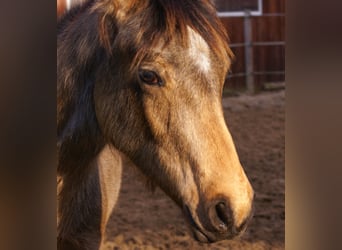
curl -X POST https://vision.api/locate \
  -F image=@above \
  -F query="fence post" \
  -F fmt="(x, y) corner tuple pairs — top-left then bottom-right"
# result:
(244, 10), (254, 94)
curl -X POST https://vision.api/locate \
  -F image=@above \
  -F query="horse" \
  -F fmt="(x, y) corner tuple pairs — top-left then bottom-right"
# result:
(57, 0), (254, 249)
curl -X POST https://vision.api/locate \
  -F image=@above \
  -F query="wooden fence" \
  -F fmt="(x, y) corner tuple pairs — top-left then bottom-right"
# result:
(219, 0), (285, 92)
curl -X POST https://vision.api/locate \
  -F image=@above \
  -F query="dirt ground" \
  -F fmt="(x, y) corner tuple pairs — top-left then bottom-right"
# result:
(102, 90), (285, 250)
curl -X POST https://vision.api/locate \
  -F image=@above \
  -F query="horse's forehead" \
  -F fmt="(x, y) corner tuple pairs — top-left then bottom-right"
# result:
(152, 27), (213, 75)
(187, 27), (211, 74)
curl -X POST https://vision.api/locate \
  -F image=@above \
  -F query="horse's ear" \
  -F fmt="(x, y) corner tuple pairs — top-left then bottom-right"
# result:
(94, 0), (145, 53)
(93, 0), (123, 54)
(98, 13), (116, 54)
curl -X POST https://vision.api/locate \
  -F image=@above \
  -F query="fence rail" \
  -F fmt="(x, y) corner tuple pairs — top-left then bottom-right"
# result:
(230, 41), (285, 48)
(225, 11), (285, 93)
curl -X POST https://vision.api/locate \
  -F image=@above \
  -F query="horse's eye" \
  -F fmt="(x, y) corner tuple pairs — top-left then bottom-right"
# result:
(138, 70), (163, 86)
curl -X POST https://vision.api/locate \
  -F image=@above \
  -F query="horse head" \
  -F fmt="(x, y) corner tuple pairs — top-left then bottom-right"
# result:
(91, 0), (254, 242)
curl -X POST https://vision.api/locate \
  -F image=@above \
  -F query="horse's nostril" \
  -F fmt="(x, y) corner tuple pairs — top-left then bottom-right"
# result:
(214, 202), (231, 231)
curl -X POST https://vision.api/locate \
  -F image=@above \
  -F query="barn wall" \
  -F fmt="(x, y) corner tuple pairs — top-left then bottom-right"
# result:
(220, 0), (285, 90)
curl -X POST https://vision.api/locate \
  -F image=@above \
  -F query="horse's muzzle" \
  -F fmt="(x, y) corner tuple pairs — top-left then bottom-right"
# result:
(183, 198), (254, 243)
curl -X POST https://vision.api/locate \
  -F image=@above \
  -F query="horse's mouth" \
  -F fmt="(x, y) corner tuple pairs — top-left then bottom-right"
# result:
(183, 205), (240, 243)
(183, 205), (216, 243)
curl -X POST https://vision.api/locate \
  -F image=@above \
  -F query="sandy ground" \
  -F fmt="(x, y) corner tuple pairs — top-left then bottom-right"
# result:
(102, 90), (285, 250)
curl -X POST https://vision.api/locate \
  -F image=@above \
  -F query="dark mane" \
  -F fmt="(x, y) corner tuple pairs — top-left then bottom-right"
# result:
(94, 0), (233, 66)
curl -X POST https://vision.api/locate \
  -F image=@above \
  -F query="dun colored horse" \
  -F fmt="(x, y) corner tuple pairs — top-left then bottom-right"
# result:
(57, 0), (254, 249)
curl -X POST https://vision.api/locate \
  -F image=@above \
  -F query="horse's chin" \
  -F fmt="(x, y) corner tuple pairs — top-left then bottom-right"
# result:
(191, 227), (237, 243)
(182, 205), (212, 243)
(192, 228), (212, 243)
